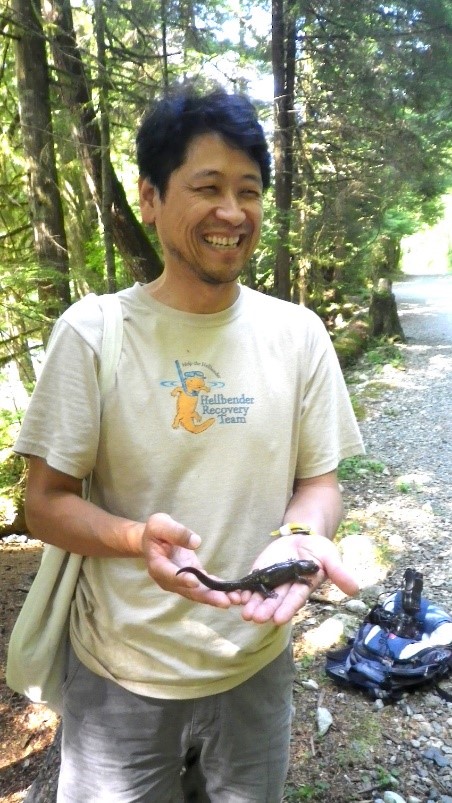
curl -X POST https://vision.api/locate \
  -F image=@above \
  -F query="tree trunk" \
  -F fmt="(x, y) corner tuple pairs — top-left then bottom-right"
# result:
(49, 0), (162, 283)
(13, 0), (71, 339)
(272, 0), (296, 301)
(5, 292), (37, 390)
(369, 236), (405, 340)
(94, 0), (116, 292)
(161, 0), (169, 93)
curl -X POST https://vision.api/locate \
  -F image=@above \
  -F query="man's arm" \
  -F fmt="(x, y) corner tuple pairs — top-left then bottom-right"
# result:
(241, 469), (359, 624)
(24, 456), (231, 608)
(283, 472), (344, 540)
(25, 456), (145, 557)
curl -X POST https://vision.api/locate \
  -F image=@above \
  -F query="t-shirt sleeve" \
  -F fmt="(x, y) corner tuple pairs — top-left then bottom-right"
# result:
(295, 321), (365, 478)
(14, 316), (102, 479)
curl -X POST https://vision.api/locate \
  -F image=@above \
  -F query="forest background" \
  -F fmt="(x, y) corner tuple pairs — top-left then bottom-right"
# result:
(0, 0), (451, 533)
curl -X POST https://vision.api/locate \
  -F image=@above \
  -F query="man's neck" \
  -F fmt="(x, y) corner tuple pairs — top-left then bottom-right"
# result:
(144, 274), (240, 314)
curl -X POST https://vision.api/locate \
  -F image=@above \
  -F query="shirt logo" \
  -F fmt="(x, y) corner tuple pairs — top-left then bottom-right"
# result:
(171, 361), (215, 434)
(161, 360), (255, 435)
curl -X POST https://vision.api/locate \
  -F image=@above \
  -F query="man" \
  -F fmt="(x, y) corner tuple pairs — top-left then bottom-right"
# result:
(15, 89), (365, 802)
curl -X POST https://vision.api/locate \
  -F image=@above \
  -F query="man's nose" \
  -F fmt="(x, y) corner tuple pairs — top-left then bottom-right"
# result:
(215, 193), (246, 225)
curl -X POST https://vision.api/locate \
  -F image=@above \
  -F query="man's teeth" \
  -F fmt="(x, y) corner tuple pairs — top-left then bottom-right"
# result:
(204, 235), (240, 248)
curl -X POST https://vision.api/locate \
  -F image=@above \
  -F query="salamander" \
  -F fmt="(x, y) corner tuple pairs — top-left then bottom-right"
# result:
(176, 559), (319, 598)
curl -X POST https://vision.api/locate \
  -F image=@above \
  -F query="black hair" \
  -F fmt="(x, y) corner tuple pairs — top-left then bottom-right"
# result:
(136, 88), (271, 199)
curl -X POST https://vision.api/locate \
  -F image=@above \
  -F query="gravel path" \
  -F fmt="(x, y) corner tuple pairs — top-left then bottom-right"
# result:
(338, 277), (452, 803)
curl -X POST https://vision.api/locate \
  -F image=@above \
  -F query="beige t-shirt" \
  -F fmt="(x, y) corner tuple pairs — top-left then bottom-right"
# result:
(15, 283), (364, 699)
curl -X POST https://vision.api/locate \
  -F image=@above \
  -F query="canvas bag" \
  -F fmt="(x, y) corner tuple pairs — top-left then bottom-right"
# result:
(6, 293), (123, 713)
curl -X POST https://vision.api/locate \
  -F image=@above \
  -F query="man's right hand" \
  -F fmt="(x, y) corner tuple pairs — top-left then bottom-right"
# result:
(141, 513), (234, 608)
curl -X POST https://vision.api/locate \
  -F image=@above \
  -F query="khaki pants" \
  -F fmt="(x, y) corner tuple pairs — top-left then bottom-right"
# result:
(57, 645), (295, 802)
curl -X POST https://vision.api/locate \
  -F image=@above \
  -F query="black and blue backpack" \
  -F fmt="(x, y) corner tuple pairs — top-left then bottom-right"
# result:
(325, 569), (452, 703)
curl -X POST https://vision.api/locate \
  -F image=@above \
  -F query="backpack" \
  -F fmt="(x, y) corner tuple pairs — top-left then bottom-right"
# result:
(325, 568), (452, 703)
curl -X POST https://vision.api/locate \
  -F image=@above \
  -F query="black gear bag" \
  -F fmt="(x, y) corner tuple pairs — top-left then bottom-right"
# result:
(326, 569), (452, 703)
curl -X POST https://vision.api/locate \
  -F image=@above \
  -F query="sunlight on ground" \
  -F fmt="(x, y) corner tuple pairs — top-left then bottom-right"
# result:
(303, 617), (351, 652)
(298, 484), (444, 656)
(339, 533), (388, 587)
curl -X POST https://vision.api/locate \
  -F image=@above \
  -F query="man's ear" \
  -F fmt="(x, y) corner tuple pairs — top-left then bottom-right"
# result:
(138, 177), (159, 224)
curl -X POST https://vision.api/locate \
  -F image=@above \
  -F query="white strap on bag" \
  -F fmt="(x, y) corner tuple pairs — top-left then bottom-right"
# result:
(98, 293), (124, 402)
(6, 293), (123, 713)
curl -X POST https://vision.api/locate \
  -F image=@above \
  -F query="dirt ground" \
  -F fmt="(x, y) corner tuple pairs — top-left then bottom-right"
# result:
(0, 542), (59, 802)
(2, 539), (450, 803)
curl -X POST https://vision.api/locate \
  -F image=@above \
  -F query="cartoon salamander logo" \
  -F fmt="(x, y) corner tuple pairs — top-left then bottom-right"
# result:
(171, 360), (215, 434)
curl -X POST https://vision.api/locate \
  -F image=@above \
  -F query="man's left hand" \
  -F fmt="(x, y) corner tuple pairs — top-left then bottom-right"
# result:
(241, 534), (359, 625)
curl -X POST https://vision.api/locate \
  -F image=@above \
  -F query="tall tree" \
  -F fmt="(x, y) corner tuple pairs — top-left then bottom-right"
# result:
(290, 0), (452, 320)
(272, 0), (296, 301)
(49, 0), (163, 283)
(13, 0), (71, 335)
(94, 0), (116, 292)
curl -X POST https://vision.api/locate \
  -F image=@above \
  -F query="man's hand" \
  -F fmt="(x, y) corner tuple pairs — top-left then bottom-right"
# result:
(241, 533), (359, 625)
(141, 512), (233, 608)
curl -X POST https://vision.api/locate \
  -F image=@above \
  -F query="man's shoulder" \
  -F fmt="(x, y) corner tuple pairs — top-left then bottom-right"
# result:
(59, 286), (137, 333)
(61, 292), (105, 329)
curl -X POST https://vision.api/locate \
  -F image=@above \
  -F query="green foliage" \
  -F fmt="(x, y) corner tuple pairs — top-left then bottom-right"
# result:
(333, 714), (382, 770)
(0, 407), (27, 513)
(0, 0), (451, 383)
(284, 781), (330, 801)
(0, 407), (24, 453)
(0, 449), (25, 497)
(294, 653), (316, 672)
(395, 475), (423, 494)
(338, 456), (386, 481)
(365, 341), (406, 370)
(333, 318), (369, 367)
(243, 191), (280, 292)
(337, 519), (362, 538)
(349, 395), (367, 421)
(289, 0), (452, 304)
(396, 480), (412, 494)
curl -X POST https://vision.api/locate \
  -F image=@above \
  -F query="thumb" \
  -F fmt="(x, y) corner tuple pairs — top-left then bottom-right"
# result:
(322, 556), (360, 597)
(144, 512), (202, 551)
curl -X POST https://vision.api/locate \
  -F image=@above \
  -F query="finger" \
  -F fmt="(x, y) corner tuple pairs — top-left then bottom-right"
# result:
(179, 582), (232, 609)
(149, 555), (199, 589)
(241, 588), (286, 623)
(227, 590), (243, 605)
(153, 562), (232, 609)
(271, 583), (313, 625)
(242, 572), (322, 624)
(294, 537), (360, 597)
(321, 558), (360, 596)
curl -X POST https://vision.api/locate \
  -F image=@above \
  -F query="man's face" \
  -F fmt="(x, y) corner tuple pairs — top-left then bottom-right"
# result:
(139, 133), (264, 287)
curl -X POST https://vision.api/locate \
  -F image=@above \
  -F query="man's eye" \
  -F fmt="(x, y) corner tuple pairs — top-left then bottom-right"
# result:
(195, 185), (217, 193)
(241, 189), (261, 198)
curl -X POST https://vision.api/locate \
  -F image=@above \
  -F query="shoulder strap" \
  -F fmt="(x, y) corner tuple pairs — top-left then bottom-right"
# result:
(82, 294), (123, 501)
(97, 293), (123, 403)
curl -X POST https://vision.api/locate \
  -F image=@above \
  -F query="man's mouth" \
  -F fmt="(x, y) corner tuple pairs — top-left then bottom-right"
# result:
(203, 235), (241, 249)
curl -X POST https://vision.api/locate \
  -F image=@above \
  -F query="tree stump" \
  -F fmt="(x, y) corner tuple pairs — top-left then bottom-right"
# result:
(369, 282), (405, 341)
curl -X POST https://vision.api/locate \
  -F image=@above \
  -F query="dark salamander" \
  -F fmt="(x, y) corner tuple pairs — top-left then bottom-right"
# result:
(176, 559), (319, 598)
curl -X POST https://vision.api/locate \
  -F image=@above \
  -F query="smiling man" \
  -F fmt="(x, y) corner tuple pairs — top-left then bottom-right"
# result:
(14, 89), (364, 801)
